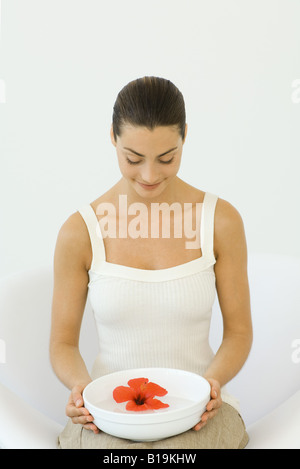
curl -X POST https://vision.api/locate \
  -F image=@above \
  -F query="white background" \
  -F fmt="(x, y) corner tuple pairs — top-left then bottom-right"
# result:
(0, 0), (300, 277)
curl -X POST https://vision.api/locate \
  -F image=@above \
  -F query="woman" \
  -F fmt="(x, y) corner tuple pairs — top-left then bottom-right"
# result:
(50, 76), (252, 449)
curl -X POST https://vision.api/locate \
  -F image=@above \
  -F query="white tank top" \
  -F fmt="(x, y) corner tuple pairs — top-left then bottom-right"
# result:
(78, 192), (240, 411)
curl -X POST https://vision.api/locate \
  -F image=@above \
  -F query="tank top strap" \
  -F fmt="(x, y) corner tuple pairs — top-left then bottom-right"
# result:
(200, 192), (218, 257)
(77, 205), (106, 271)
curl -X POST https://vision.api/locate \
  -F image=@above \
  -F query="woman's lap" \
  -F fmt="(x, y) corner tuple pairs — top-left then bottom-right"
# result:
(58, 402), (249, 449)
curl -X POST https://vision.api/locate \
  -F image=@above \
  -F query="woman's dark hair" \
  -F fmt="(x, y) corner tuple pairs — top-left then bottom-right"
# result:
(112, 76), (186, 141)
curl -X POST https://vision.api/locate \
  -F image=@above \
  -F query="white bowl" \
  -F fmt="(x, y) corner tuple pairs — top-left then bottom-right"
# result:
(83, 367), (211, 442)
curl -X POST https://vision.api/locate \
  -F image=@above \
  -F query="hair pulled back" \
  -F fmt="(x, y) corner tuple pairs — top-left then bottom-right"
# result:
(112, 76), (186, 141)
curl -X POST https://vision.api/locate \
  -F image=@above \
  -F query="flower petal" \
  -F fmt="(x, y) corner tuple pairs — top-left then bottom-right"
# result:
(127, 377), (149, 392)
(143, 382), (168, 399)
(145, 397), (170, 409)
(113, 385), (135, 403)
(126, 400), (149, 412)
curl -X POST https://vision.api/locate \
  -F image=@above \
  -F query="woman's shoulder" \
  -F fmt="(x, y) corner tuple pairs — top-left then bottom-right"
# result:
(176, 182), (245, 241)
(214, 196), (244, 229)
(214, 196), (246, 258)
(56, 210), (93, 271)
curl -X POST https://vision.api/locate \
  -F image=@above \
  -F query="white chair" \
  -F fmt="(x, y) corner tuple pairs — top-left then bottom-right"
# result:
(0, 265), (99, 449)
(0, 253), (299, 449)
(209, 252), (300, 449)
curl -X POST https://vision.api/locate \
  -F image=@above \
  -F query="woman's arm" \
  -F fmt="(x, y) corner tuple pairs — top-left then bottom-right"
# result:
(204, 198), (253, 386)
(50, 213), (99, 433)
(194, 199), (252, 431)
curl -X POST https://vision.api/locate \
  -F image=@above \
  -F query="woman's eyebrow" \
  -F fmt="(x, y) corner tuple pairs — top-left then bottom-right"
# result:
(123, 147), (178, 157)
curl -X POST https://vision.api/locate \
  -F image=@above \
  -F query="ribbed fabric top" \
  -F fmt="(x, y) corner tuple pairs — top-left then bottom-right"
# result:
(77, 192), (239, 411)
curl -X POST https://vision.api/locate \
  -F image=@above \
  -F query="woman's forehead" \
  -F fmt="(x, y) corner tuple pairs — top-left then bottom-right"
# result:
(118, 124), (181, 143)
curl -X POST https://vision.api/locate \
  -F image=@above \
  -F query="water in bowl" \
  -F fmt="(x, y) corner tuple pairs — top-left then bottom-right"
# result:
(95, 394), (196, 414)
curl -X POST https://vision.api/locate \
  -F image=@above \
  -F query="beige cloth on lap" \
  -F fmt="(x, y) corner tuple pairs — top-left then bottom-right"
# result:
(58, 402), (249, 450)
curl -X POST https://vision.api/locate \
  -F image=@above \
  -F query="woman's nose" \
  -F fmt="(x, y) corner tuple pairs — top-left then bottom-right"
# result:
(140, 164), (161, 185)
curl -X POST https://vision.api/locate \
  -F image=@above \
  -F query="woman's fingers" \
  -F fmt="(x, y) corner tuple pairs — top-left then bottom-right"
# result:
(71, 412), (94, 425)
(192, 407), (219, 431)
(201, 407), (219, 422)
(206, 394), (222, 412)
(83, 423), (100, 433)
(68, 405), (100, 432)
(192, 378), (222, 431)
(71, 385), (85, 407)
(65, 383), (100, 433)
(66, 401), (95, 426)
(193, 421), (206, 431)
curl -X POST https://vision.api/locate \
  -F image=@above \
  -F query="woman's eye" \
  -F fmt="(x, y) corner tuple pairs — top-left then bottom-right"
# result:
(126, 158), (140, 165)
(126, 157), (174, 165)
(160, 157), (174, 164)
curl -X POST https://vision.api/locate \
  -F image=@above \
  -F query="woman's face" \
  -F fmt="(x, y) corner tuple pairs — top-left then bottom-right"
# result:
(110, 124), (187, 199)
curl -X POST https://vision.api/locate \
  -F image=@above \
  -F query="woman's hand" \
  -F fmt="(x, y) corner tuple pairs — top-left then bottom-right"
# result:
(66, 383), (100, 434)
(192, 378), (222, 431)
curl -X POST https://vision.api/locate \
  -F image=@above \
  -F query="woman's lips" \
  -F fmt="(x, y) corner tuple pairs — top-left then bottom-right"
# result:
(137, 181), (161, 190)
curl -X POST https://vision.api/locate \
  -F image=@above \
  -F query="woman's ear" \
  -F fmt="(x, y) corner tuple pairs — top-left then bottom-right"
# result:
(110, 124), (117, 147)
(183, 123), (188, 144)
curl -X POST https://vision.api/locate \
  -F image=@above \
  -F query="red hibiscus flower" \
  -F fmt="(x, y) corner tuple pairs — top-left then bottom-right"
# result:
(113, 377), (170, 412)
